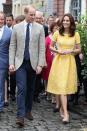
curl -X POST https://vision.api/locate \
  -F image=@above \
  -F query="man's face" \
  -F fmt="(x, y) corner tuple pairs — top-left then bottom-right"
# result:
(0, 13), (4, 28)
(48, 17), (54, 26)
(6, 16), (13, 27)
(35, 14), (42, 24)
(25, 8), (36, 23)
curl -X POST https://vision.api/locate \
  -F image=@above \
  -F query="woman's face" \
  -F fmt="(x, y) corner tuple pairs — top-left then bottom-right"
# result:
(62, 16), (70, 29)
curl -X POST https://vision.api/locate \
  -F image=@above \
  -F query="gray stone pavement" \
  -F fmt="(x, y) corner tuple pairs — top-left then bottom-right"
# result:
(0, 97), (87, 131)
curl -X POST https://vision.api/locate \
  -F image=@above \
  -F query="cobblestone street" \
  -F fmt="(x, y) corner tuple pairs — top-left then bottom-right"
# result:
(0, 97), (87, 131)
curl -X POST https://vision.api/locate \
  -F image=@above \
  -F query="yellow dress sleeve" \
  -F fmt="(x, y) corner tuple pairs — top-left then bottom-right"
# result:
(52, 31), (58, 42)
(75, 32), (80, 44)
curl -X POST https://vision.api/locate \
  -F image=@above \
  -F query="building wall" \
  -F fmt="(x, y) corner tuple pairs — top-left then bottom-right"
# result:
(12, 0), (87, 18)
(53, 0), (64, 18)
(64, 0), (71, 13)
(12, 0), (47, 17)
(56, 0), (87, 19)
(53, 0), (87, 19)
(81, 0), (86, 16)
(6, 0), (12, 4)
(12, 0), (21, 17)
(64, 0), (87, 19)
(46, 0), (53, 16)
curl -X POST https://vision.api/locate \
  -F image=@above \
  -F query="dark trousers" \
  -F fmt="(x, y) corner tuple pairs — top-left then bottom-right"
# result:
(10, 73), (16, 97)
(83, 78), (87, 100)
(70, 55), (83, 103)
(0, 69), (7, 111)
(16, 59), (36, 118)
(74, 55), (82, 101)
(6, 72), (10, 98)
(34, 74), (41, 99)
(34, 74), (45, 99)
(6, 73), (16, 99)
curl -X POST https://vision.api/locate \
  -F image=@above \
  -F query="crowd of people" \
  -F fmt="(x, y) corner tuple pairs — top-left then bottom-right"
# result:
(0, 5), (87, 127)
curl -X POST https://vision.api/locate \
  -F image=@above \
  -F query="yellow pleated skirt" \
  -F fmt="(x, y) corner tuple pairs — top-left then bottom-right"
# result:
(47, 54), (77, 95)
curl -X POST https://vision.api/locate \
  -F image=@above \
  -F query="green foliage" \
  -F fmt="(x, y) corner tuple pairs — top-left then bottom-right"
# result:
(76, 20), (87, 79)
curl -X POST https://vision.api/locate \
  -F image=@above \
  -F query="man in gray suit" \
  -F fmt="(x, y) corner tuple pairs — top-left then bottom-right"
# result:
(0, 11), (11, 113)
(9, 6), (46, 127)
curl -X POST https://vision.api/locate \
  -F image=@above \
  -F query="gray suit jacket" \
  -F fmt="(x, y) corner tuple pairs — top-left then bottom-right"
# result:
(9, 21), (46, 70)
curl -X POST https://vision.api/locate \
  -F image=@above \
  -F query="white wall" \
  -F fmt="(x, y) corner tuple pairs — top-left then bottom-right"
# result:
(0, 0), (5, 11)
(81, 0), (86, 16)
(64, 0), (71, 13)
(64, 0), (87, 16)
(12, 0), (22, 17)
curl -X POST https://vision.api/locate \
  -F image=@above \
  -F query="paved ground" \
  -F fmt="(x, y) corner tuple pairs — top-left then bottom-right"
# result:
(0, 97), (87, 131)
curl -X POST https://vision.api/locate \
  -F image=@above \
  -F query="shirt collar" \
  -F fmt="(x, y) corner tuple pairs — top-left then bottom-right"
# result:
(24, 20), (32, 28)
(0, 26), (4, 31)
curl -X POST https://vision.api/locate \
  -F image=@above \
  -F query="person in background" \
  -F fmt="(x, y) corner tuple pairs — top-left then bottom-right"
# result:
(6, 13), (14, 30)
(0, 11), (11, 113)
(47, 15), (54, 34)
(34, 11), (48, 103)
(70, 53), (83, 105)
(35, 11), (48, 37)
(47, 13), (81, 124)
(6, 13), (16, 102)
(9, 5), (46, 127)
(15, 15), (25, 24)
(42, 22), (58, 102)
(4, 15), (25, 105)
(52, 18), (61, 112)
(69, 20), (84, 105)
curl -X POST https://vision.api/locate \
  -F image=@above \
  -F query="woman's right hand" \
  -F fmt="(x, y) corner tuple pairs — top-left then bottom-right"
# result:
(58, 50), (65, 55)
(50, 46), (59, 54)
(58, 50), (73, 55)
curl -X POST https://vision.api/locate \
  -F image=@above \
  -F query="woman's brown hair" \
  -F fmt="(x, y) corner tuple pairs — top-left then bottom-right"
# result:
(59, 13), (76, 37)
(50, 22), (58, 33)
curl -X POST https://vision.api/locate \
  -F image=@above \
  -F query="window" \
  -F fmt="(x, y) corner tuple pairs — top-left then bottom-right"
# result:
(71, 0), (81, 20)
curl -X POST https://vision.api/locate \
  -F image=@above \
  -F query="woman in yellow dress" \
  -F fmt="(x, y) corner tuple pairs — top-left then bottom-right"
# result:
(47, 13), (81, 124)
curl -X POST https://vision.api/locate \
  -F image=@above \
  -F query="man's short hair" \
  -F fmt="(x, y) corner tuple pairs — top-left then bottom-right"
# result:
(24, 5), (36, 14)
(0, 11), (5, 18)
(6, 13), (14, 20)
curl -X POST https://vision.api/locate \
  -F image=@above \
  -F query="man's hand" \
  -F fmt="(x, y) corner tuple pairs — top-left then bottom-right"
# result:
(36, 66), (42, 75)
(9, 65), (15, 73)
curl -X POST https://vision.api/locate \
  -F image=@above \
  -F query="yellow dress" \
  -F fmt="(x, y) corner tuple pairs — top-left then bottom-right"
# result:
(47, 31), (80, 95)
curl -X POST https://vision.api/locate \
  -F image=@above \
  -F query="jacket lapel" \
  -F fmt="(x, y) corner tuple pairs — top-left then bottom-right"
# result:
(30, 22), (34, 41)
(19, 21), (25, 49)
(0, 26), (6, 42)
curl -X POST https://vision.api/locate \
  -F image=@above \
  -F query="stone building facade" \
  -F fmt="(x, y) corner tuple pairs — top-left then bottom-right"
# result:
(12, 0), (47, 17)
(53, 0), (87, 20)
(53, 0), (64, 17)
(12, 0), (87, 19)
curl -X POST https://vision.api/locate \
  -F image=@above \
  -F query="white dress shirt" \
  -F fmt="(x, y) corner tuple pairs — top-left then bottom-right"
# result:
(0, 26), (4, 40)
(6, 25), (13, 31)
(24, 20), (32, 39)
